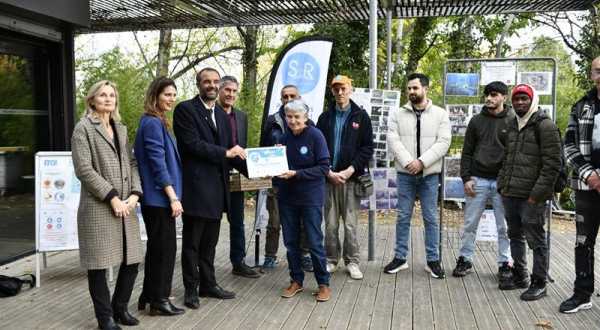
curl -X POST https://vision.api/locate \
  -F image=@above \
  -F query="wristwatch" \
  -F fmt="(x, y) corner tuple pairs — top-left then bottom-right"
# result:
(169, 197), (180, 203)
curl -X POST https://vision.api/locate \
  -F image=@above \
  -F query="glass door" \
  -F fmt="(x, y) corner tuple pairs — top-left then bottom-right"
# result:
(0, 38), (51, 263)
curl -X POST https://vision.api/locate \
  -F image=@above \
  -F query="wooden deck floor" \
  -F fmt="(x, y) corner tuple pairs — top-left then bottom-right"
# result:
(1, 222), (599, 330)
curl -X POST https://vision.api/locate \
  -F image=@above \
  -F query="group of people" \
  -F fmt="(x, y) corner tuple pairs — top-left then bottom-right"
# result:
(382, 58), (599, 316)
(70, 57), (600, 330)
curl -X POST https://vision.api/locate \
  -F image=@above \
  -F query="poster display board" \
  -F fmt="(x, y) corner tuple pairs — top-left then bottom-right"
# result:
(352, 88), (401, 162)
(476, 210), (498, 241)
(35, 152), (81, 251)
(360, 168), (398, 211)
(443, 156), (466, 202)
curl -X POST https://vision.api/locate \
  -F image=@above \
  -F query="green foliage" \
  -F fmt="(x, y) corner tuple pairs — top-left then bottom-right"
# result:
(573, 6), (600, 89)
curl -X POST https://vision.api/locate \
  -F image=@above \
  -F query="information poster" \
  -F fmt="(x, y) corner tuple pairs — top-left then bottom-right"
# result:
(352, 88), (401, 162)
(443, 156), (466, 202)
(360, 168), (397, 211)
(480, 61), (517, 85)
(36, 152), (151, 251)
(36, 152), (81, 251)
(476, 210), (498, 241)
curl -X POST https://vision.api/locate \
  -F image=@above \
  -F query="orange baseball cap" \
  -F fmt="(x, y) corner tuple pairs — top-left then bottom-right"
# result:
(330, 75), (352, 87)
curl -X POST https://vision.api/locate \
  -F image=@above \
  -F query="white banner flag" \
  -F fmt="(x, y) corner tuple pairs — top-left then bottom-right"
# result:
(262, 36), (333, 125)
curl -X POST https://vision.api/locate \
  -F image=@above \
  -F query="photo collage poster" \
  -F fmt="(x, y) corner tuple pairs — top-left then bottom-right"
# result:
(352, 88), (401, 162)
(446, 63), (554, 133)
(360, 168), (398, 211)
(443, 155), (466, 202)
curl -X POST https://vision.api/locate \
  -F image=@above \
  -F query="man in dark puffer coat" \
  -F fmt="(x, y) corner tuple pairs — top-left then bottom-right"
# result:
(497, 83), (562, 301)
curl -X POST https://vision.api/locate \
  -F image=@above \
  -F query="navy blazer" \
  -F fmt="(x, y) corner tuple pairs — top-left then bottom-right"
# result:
(173, 95), (247, 220)
(134, 114), (182, 208)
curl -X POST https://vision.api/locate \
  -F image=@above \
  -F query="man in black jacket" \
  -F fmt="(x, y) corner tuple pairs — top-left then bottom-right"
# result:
(561, 56), (600, 314)
(173, 68), (247, 309)
(497, 84), (562, 302)
(217, 75), (260, 279)
(454, 82), (513, 282)
(316, 75), (374, 280)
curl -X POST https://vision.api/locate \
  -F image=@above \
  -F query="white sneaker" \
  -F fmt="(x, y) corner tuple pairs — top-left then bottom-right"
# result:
(347, 262), (363, 280)
(326, 263), (337, 273)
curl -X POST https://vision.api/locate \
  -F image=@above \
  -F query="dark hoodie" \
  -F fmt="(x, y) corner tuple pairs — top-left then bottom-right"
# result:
(460, 104), (515, 183)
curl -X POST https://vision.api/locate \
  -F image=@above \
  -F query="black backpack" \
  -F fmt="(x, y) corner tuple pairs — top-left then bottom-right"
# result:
(0, 274), (35, 298)
(533, 116), (568, 193)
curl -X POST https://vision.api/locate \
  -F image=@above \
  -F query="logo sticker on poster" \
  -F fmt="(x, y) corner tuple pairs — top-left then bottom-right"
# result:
(282, 53), (320, 94)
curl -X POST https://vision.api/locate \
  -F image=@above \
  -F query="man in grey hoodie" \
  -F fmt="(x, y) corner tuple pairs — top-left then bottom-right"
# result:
(453, 82), (513, 284)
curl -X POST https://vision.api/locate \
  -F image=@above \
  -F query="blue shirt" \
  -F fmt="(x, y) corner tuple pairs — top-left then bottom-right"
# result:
(277, 126), (330, 206)
(332, 103), (352, 168)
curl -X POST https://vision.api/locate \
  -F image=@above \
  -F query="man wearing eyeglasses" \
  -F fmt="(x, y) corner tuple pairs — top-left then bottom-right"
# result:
(259, 85), (314, 274)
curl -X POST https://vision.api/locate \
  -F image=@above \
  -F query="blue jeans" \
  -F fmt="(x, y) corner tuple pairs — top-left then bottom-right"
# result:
(459, 177), (510, 266)
(395, 172), (440, 261)
(279, 201), (330, 286)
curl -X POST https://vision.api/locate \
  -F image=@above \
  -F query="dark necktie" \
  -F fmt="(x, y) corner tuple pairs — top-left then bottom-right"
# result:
(207, 107), (215, 127)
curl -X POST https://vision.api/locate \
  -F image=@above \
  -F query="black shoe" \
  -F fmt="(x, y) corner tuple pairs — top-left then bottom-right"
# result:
(184, 289), (200, 309)
(199, 285), (236, 299)
(113, 309), (139, 326)
(232, 262), (261, 278)
(150, 298), (185, 316)
(452, 256), (473, 277)
(497, 262), (512, 283)
(559, 295), (592, 313)
(137, 294), (148, 311)
(301, 255), (314, 272)
(498, 271), (529, 290)
(98, 317), (122, 330)
(425, 260), (446, 279)
(520, 277), (547, 301)
(383, 258), (408, 274)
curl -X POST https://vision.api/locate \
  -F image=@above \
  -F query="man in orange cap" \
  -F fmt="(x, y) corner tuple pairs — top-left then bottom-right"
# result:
(316, 75), (374, 280)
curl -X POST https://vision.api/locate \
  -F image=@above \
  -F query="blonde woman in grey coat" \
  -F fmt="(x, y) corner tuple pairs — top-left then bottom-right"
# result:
(71, 81), (143, 330)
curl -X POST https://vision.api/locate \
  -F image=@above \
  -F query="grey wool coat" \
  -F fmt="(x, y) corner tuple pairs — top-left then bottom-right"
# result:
(71, 117), (143, 270)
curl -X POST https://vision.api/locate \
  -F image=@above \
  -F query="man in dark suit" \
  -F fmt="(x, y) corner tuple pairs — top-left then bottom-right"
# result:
(173, 68), (247, 309)
(217, 75), (260, 278)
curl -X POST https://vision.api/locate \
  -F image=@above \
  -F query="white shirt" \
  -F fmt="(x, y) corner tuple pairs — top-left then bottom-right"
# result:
(200, 96), (217, 129)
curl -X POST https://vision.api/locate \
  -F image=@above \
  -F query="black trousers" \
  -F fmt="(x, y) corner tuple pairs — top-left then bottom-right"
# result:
(140, 205), (177, 302)
(502, 196), (548, 280)
(229, 191), (246, 266)
(574, 190), (600, 298)
(181, 214), (221, 291)
(88, 263), (139, 319)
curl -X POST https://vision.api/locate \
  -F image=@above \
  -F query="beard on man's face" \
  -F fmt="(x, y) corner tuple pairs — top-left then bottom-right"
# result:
(409, 93), (424, 104)
(200, 88), (217, 101)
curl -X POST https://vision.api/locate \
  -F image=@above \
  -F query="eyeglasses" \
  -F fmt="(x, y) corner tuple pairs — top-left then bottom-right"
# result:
(281, 94), (297, 100)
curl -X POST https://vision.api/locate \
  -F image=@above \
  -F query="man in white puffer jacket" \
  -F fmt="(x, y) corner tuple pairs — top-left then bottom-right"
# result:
(384, 73), (451, 278)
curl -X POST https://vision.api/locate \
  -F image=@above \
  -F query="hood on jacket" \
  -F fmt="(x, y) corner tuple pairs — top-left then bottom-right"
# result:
(513, 83), (540, 131)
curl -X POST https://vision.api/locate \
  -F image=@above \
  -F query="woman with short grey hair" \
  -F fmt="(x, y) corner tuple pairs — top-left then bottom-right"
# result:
(276, 98), (332, 302)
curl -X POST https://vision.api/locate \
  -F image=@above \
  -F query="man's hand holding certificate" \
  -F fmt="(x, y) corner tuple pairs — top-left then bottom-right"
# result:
(246, 146), (289, 178)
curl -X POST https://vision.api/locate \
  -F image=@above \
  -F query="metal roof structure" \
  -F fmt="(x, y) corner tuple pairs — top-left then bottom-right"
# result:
(84, 0), (599, 33)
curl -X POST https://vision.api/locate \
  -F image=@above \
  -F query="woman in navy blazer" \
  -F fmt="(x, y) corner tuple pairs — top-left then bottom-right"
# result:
(134, 77), (185, 317)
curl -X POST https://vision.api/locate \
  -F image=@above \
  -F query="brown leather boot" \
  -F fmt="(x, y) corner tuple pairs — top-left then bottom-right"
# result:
(282, 280), (304, 298)
(317, 285), (330, 302)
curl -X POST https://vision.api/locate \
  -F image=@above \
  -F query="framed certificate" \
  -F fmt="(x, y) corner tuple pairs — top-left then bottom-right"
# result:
(246, 146), (289, 178)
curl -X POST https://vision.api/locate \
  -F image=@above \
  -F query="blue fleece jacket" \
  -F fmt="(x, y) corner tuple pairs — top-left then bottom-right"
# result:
(276, 126), (330, 206)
